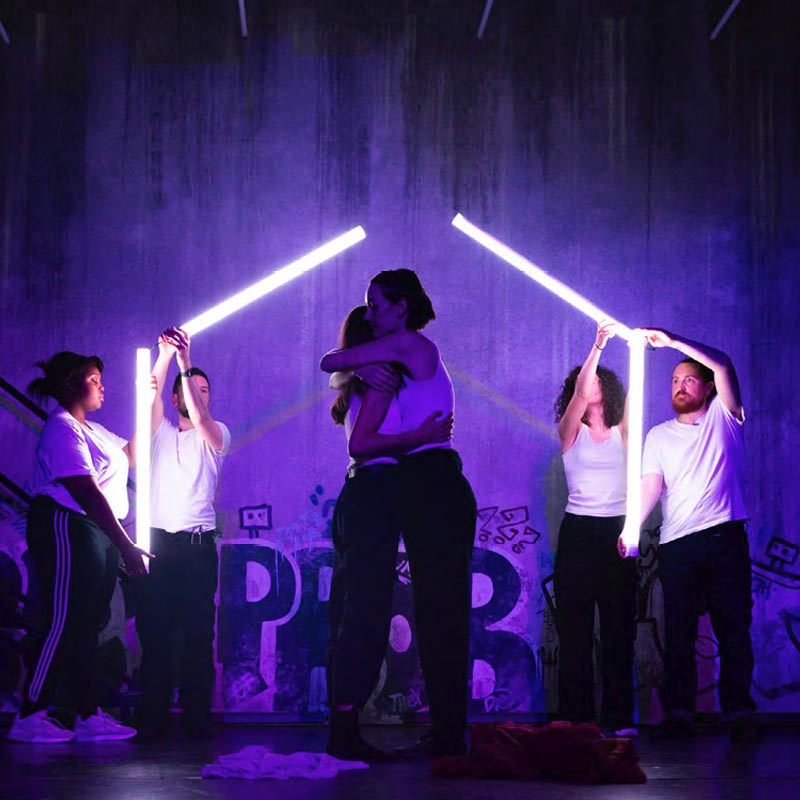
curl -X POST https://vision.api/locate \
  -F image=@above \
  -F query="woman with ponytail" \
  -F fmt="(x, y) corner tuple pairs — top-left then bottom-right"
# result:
(8, 352), (151, 743)
(322, 270), (477, 758)
(325, 306), (452, 761)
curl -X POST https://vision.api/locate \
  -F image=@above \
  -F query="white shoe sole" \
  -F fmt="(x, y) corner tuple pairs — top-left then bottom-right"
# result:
(75, 731), (137, 741)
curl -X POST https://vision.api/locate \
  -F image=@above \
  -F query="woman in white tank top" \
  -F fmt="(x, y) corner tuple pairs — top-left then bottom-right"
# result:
(325, 305), (453, 762)
(321, 270), (477, 759)
(552, 320), (637, 737)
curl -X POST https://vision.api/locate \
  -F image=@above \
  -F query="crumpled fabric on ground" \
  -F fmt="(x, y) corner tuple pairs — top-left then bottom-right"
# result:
(202, 746), (369, 780)
(430, 720), (647, 783)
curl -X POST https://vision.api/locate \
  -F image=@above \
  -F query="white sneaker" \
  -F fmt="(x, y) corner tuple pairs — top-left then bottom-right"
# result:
(7, 710), (75, 743)
(74, 708), (137, 741)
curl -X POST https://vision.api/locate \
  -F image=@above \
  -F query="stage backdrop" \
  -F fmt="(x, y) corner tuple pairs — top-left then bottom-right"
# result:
(1, 1), (798, 722)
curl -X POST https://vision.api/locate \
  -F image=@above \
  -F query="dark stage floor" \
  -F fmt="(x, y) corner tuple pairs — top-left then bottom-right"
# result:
(3, 721), (800, 800)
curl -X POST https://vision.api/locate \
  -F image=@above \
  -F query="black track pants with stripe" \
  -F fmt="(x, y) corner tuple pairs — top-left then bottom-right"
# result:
(22, 495), (119, 719)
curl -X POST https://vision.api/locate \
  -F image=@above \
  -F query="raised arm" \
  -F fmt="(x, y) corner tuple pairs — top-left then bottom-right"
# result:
(620, 390), (630, 448)
(150, 331), (178, 434)
(641, 328), (743, 419)
(349, 388), (452, 460)
(60, 475), (152, 576)
(167, 327), (225, 452)
(557, 320), (617, 452)
(321, 330), (432, 375)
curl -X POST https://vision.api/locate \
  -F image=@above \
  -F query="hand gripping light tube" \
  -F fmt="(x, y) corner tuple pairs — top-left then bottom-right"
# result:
(451, 214), (632, 340)
(180, 226), (366, 337)
(135, 348), (152, 556)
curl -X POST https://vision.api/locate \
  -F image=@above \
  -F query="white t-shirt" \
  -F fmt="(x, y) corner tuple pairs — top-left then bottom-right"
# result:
(150, 417), (231, 533)
(562, 424), (626, 517)
(33, 407), (130, 519)
(642, 396), (747, 544)
(345, 393), (402, 469)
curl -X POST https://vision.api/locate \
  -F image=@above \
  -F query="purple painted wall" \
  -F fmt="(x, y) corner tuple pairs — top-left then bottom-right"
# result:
(1, 1), (798, 720)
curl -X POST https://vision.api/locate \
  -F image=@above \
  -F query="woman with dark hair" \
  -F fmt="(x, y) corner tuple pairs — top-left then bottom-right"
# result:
(321, 270), (477, 758)
(326, 305), (453, 761)
(8, 352), (150, 743)
(552, 321), (636, 736)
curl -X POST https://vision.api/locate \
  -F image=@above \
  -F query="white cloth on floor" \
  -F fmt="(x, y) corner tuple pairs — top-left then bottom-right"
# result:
(202, 746), (369, 780)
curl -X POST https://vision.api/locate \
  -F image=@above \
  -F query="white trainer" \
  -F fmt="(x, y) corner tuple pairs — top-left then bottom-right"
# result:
(74, 708), (137, 741)
(7, 710), (75, 743)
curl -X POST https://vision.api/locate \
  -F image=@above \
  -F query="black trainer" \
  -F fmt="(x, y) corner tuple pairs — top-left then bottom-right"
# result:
(326, 709), (396, 763)
(650, 715), (694, 740)
(394, 731), (468, 759)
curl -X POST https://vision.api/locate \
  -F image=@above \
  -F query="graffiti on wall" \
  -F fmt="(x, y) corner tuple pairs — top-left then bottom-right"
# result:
(217, 499), (547, 720)
(2, 487), (800, 719)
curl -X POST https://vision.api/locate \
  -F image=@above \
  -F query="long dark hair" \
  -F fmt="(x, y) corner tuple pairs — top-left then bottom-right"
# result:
(27, 351), (104, 405)
(553, 365), (626, 428)
(330, 306), (373, 425)
(370, 269), (435, 330)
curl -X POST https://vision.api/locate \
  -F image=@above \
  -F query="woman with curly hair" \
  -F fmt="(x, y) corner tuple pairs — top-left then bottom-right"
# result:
(322, 270), (476, 758)
(552, 320), (636, 737)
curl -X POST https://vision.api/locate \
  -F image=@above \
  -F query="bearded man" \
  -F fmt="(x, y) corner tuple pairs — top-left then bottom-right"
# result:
(619, 328), (757, 743)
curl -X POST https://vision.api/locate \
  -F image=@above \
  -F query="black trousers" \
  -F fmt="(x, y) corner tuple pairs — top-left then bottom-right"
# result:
(658, 520), (755, 717)
(553, 512), (636, 730)
(136, 527), (219, 727)
(23, 495), (119, 719)
(399, 448), (477, 743)
(327, 465), (402, 709)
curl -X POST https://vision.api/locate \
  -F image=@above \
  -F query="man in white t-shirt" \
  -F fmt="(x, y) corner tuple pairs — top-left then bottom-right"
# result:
(136, 327), (231, 739)
(618, 329), (757, 742)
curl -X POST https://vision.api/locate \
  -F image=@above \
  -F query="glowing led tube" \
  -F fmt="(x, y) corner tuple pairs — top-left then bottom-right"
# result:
(452, 213), (632, 340)
(620, 331), (646, 556)
(453, 212), (647, 557)
(180, 226), (366, 337)
(135, 348), (152, 557)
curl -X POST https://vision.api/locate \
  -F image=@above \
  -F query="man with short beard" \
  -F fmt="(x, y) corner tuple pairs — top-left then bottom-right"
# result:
(618, 328), (757, 743)
(136, 327), (231, 740)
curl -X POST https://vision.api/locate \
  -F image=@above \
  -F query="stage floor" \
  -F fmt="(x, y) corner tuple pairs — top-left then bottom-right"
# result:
(2, 722), (800, 800)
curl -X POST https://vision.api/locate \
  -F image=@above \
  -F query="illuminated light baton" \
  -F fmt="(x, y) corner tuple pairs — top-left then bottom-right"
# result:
(620, 331), (646, 555)
(133, 227), (365, 551)
(453, 212), (644, 557)
(451, 213), (632, 340)
(180, 226), (366, 337)
(135, 348), (152, 556)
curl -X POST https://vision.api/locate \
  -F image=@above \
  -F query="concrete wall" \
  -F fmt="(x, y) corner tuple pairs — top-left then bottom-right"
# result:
(1, 0), (798, 720)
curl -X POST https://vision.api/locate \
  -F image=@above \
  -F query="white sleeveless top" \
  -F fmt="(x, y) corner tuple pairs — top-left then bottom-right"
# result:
(562, 424), (626, 517)
(344, 393), (403, 468)
(397, 356), (455, 454)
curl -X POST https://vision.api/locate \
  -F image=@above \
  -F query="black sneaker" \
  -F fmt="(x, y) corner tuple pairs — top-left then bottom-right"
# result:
(326, 709), (396, 763)
(650, 716), (694, 740)
(394, 731), (467, 759)
(326, 734), (396, 763)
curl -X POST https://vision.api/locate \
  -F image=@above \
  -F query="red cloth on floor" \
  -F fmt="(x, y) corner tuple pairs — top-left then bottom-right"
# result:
(430, 721), (646, 783)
